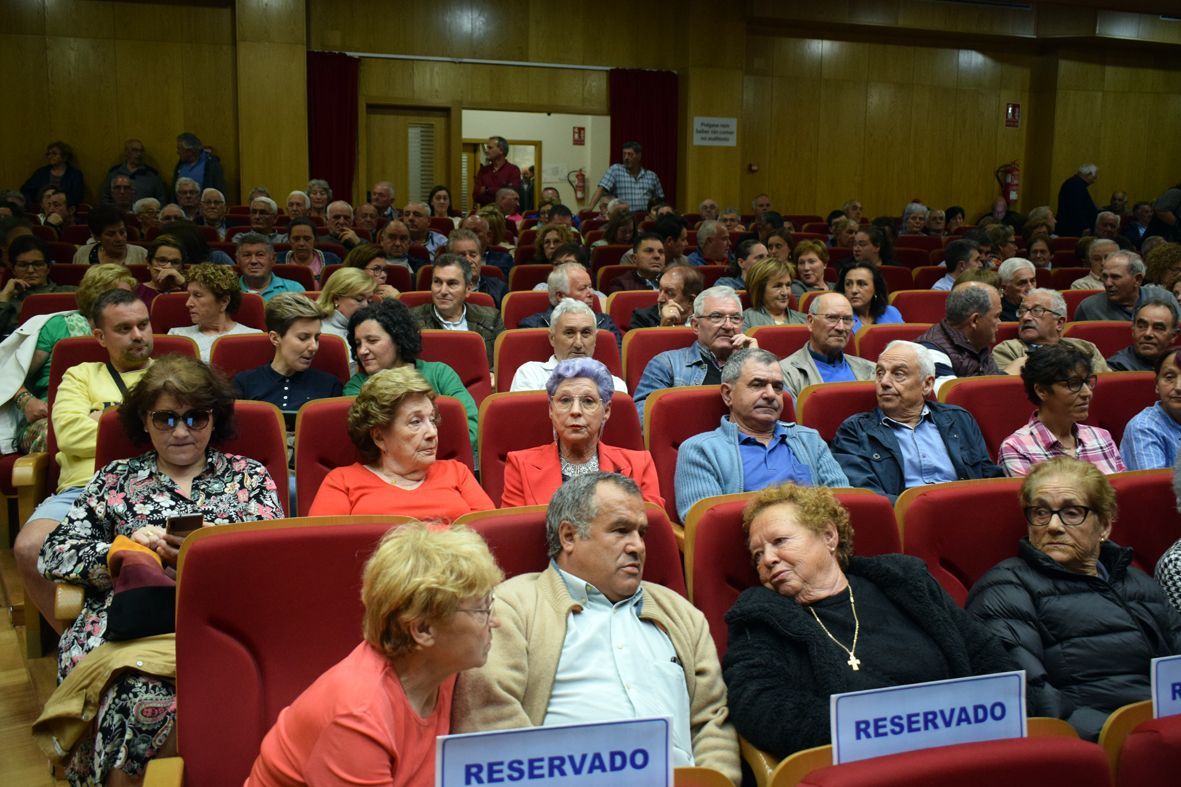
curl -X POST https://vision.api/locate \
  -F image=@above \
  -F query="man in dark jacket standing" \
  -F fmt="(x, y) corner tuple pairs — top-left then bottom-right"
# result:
(1056, 163), (1100, 237)
(832, 340), (1001, 501)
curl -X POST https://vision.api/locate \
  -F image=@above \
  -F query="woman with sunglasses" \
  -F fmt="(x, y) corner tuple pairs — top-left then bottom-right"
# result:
(998, 344), (1125, 477)
(38, 355), (283, 785)
(967, 457), (1181, 740)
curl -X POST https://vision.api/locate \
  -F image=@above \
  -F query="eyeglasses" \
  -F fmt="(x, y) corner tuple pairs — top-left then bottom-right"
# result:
(698, 312), (742, 326)
(1024, 505), (1093, 527)
(148, 410), (212, 431)
(820, 313), (855, 326)
(457, 598), (495, 626)
(1016, 305), (1062, 319)
(13, 259), (48, 270)
(552, 395), (602, 412)
(1055, 375), (1097, 393)
(201, 199), (225, 206)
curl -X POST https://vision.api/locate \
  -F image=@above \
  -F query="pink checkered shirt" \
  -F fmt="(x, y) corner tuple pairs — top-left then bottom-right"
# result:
(999, 411), (1126, 477)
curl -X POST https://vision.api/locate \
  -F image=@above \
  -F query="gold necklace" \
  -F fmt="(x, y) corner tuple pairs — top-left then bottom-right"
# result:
(808, 584), (862, 671)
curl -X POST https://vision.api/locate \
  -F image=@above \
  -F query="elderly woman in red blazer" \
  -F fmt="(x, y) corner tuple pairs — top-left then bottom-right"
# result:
(500, 358), (664, 508)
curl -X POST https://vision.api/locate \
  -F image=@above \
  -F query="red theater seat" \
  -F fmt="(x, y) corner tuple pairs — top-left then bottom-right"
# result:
(150, 292), (266, 333)
(418, 329), (492, 405)
(396, 290), (495, 311)
(855, 323), (933, 362)
(1091, 372), (1155, 445)
(501, 290), (553, 329)
(1107, 470), (1181, 573)
(745, 325), (810, 359)
(607, 289), (659, 331)
(1061, 289), (1101, 321)
(1062, 321), (1132, 359)
(272, 264), (316, 291)
(210, 332), (350, 384)
(938, 375), (1029, 461)
(492, 328), (621, 392)
(17, 292), (78, 322)
(507, 264), (553, 292)
(889, 290), (949, 324)
(622, 327), (695, 392)
(796, 381), (878, 443)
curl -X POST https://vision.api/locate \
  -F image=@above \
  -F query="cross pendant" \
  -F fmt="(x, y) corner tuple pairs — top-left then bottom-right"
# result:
(847, 654), (861, 671)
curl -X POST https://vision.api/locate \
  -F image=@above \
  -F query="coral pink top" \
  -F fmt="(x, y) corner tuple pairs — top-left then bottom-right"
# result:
(309, 460), (493, 523)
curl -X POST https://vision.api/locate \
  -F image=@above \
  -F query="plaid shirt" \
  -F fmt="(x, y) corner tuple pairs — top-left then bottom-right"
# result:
(999, 411), (1126, 477)
(597, 163), (665, 206)
(1120, 402), (1181, 470)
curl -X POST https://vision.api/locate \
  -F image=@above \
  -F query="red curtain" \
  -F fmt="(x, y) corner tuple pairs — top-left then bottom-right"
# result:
(608, 68), (679, 208)
(306, 51), (359, 202)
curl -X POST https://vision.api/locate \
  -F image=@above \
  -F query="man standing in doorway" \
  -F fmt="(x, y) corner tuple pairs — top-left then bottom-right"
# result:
(473, 136), (522, 207)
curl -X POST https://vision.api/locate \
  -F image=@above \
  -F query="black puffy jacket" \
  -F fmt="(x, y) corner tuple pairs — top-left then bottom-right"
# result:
(967, 539), (1181, 740)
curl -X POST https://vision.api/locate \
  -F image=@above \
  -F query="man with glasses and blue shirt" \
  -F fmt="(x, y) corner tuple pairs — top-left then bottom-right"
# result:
(632, 285), (757, 420)
(780, 292), (875, 398)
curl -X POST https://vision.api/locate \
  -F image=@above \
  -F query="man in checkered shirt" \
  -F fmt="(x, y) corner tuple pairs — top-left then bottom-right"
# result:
(588, 141), (665, 213)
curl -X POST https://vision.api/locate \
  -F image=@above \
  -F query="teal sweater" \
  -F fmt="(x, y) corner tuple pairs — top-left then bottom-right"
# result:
(343, 359), (478, 448)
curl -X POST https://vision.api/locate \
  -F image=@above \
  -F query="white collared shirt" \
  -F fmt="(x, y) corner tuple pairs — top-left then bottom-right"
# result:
(509, 356), (629, 393)
(433, 304), (468, 331)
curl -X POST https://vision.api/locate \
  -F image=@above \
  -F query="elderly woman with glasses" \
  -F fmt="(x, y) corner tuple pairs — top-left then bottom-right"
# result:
(500, 358), (662, 508)
(37, 356), (283, 785)
(968, 457), (1181, 740)
(247, 523), (502, 786)
(999, 344), (1125, 477)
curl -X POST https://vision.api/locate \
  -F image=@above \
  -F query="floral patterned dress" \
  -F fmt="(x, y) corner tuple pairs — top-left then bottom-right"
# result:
(39, 449), (282, 785)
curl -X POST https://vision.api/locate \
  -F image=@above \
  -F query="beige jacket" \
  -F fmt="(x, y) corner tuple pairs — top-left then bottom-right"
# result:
(779, 345), (877, 398)
(991, 337), (1110, 373)
(453, 566), (741, 785)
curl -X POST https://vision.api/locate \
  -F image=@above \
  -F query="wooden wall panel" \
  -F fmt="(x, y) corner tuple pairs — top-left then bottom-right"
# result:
(0, 35), (52, 192)
(680, 67), (744, 209)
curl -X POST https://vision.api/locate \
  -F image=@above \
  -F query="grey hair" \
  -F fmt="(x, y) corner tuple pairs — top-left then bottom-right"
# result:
(606, 198), (628, 216)
(286, 190), (310, 207)
(133, 198), (160, 214)
(550, 297), (596, 328)
(495, 187), (518, 201)
(1134, 293), (1181, 326)
(693, 285), (741, 316)
(1106, 250), (1146, 277)
(545, 472), (642, 559)
(546, 262), (588, 305)
(1095, 211), (1118, 230)
(882, 340), (936, 379)
(1026, 287), (1067, 318)
(234, 231), (274, 251)
(176, 132), (202, 150)
(720, 347), (781, 384)
(174, 176), (199, 192)
(327, 200), (354, 218)
(946, 282), (995, 325)
(752, 194), (771, 210)
(696, 220), (722, 245)
(1078, 163), (1098, 178)
(448, 227), (481, 251)
(807, 291), (848, 315)
(247, 185), (271, 199)
(251, 196), (278, 214)
(998, 257), (1036, 283)
(200, 188), (225, 203)
(545, 357), (614, 405)
(1090, 238), (1119, 257)
(307, 179), (332, 199)
(433, 252), (473, 287)
(902, 202), (928, 222)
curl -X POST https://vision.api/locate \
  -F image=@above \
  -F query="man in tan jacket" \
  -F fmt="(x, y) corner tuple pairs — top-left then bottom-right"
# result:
(453, 472), (741, 785)
(780, 292), (876, 398)
(992, 288), (1109, 375)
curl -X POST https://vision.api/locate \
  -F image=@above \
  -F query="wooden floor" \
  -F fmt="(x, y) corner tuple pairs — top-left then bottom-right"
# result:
(0, 547), (63, 786)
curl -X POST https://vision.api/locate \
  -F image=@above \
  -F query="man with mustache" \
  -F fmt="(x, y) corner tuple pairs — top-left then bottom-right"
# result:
(674, 347), (847, 521)
(992, 289), (1110, 375)
(453, 472), (741, 784)
(779, 292), (875, 398)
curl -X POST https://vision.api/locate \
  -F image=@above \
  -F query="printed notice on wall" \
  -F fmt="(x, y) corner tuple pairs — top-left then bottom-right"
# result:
(692, 117), (737, 147)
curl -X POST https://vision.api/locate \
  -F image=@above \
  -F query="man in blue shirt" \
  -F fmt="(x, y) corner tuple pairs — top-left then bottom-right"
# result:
(1120, 348), (1181, 470)
(831, 340), (1000, 502)
(780, 292), (876, 397)
(587, 141), (665, 212)
(235, 232), (305, 302)
(674, 347), (847, 520)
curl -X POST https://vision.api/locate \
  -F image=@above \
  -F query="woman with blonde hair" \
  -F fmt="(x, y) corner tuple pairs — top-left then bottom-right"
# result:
(478, 205), (509, 247)
(318, 268), (377, 373)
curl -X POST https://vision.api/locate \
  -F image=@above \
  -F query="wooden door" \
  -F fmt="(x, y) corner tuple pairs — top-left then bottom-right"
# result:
(365, 107), (449, 207)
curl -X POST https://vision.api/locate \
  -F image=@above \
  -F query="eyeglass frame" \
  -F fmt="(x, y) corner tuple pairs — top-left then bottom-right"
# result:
(1023, 505), (1094, 528)
(147, 409), (213, 432)
(457, 598), (495, 626)
(1016, 305), (1063, 319)
(695, 311), (743, 326)
(1053, 374), (1097, 393)
(550, 394), (603, 413)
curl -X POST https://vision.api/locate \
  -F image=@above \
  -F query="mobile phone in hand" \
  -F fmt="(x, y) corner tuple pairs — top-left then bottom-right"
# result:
(165, 514), (202, 537)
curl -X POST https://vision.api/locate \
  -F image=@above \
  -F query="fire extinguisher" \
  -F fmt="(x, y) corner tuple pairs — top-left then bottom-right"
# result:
(995, 161), (1021, 205)
(567, 169), (586, 203)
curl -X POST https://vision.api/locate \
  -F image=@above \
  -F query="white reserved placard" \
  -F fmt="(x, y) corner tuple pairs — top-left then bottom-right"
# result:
(692, 117), (737, 147)
(830, 670), (1027, 764)
(1150, 654), (1181, 718)
(436, 717), (672, 787)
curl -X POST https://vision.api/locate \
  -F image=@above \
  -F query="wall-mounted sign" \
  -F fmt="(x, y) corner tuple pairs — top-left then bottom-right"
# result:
(692, 117), (737, 147)
(573, 126), (586, 146)
(1006, 103), (1021, 128)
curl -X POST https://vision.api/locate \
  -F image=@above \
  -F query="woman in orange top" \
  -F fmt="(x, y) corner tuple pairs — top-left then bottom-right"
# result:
(500, 358), (663, 508)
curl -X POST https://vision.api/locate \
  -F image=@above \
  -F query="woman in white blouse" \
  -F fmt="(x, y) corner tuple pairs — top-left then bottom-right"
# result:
(167, 262), (260, 362)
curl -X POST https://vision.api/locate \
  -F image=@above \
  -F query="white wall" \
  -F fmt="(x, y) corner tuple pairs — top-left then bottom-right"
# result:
(462, 109), (610, 210)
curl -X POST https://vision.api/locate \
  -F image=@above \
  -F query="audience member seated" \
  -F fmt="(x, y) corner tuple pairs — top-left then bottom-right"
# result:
(725, 483), (1014, 760)
(280, 217), (339, 282)
(173, 178), (201, 220)
(832, 341), (1001, 501)
(945, 205), (967, 234)
(502, 359), (660, 507)
(1120, 347), (1181, 470)
(409, 252), (504, 367)
(629, 263), (703, 329)
(741, 257), (805, 330)
(21, 141), (85, 207)
(37, 355), (282, 785)
(592, 211), (638, 251)
(248, 196), (287, 244)
(448, 228), (508, 308)
(1093, 210), (1132, 251)
(852, 226), (891, 266)
(169, 262), (262, 362)
(605, 232), (666, 294)
(999, 344), (1125, 476)
(428, 184), (458, 222)
(838, 260), (904, 333)
(983, 223), (1020, 269)
(917, 281), (1001, 383)
(675, 348), (846, 520)
(898, 201), (928, 235)
(343, 299), (477, 447)
(234, 293), (342, 410)
(719, 208), (744, 234)
(403, 201), (448, 260)
(137, 236), (187, 310)
(1106, 295), (1180, 371)
(634, 286), (757, 419)
(375, 219), (416, 273)
(997, 257), (1037, 321)
(344, 243), (401, 300)
(158, 202), (185, 225)
(968, 457), (1181, 739)
(1145, 242), (1181, 290)
(829, 216), (857, 249)
(925, 207), (946, 236)
(72, 205), (148, 266)
(197, 187), (228, 240)
(534, 223), (580, 265)
(309, 367), (491, 520)
(1072, 239), (1114, 291)
(320, 200), (362, 251)
(0, 235), (75, 338)
(931, 239), (982, 292)
(781, 293), (874, 397)
(459, 214), (513, 274)
(1027, 234), (1053, 269)
(1123, 201), (1155, 250)
(1076, 250), (1175, 321)
(715, 238), (766, 291)
(35, 187), (73, 238)
(518, 262), (622, 342)
(654, 215), (691, 267)
(763, 228), (792, 263)
(305, 179), (330, 221)
(316, 267), (375, 374)
(993, 288), (1109, 375)
(790, 240), (830, 299)
(454, 472), (740, 782)
(246, 523), (501, 786)
(235, 231), (305, 302)
(510, 300), (626, 392)
(687, 220), (731, 267)
(1156, 465), (1181, 613)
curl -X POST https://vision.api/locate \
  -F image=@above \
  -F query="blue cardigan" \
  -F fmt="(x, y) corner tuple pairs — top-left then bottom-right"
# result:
(674, 416), (848, 520)
(831, 401), (1002, 502)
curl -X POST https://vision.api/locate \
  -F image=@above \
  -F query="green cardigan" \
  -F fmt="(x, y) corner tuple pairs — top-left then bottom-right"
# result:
(343, 358), (478, 447)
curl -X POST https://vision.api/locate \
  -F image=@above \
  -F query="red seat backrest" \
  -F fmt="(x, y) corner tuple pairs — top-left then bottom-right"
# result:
(210, 333), (350, 384)
(879, 265), (913, 294)
(1062, 320), (1132, 359)
(1107, 469), (1181, 573)
(796, 381), (878, 443)
(1091, 371), (1157, 446)
(699, 265), (730, 287)
(1050, 267), (1089, 290)
(417, 329), (492, 406)
(938, 375), (1029, 461)
(892, 248), (932, 269)
(607, 290), (659, 332)
(911, 266), (947, 289)
(1060, 289), (1101, 321)
(994, 321), (1020, 345)
(492, 329), (621, 392)
(150, 292), (266, 333)
(897, 477), (1027, 605)
(293, 395), (473, 516)
(477, 391), (642, 505)
(46, 241), (77, 264)
(596, 264), (633, 291)
(396, 290), (495, 310)
(95, 401), (290, 515)
(18, 292), (78, 323)
(745, 325), (810, 360)
(894, 234), (942, 251)
(501, 290), (553, 329)
(47, 263), (90, 287)
(622, 327), (696, 392)
(889, 290), (949, 323)
(590, 244), (630, 274)
(685, 489), (900, 657)
(507, 264), (553, 293)
(1052, 236), (1082, 252)
(854, 323), (933, 362)
(272, 264), (317, 291)
(47, 335), (200, 409)
(1117, 710), (1181, 787)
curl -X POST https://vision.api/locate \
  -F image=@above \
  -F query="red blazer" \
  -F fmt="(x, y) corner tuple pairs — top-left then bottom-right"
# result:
(500, 442), (665, 510)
